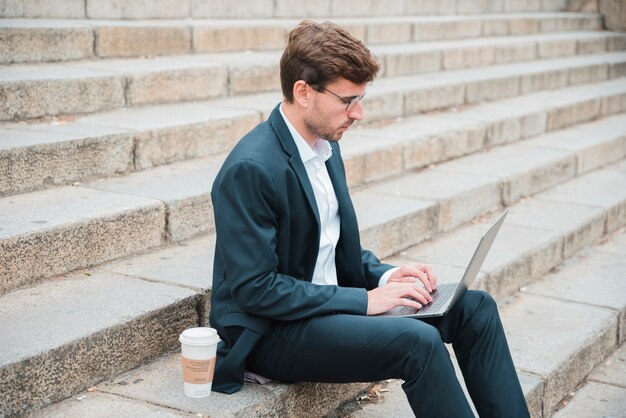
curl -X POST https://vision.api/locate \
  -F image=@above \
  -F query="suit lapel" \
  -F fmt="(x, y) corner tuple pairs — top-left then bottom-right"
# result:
(288, 154), (321, 228)
(326, 145), (359, 241)
(269, 106), (363, 286)
(268, 104), (321, 228)
(326, 144), (366, 288)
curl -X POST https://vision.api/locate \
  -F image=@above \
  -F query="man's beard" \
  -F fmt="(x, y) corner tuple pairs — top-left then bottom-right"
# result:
(305, 105), (353, 142)
(305, 120), (344, 142)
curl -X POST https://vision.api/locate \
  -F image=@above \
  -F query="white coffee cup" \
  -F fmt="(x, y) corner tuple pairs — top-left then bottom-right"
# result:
(179, 327), (221, 398)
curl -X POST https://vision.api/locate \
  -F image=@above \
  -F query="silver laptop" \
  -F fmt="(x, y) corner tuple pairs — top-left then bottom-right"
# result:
(379, 210), (508, 319)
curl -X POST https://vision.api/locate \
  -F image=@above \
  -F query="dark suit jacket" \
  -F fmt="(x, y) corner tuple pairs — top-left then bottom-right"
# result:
(210, 104), (393, 393)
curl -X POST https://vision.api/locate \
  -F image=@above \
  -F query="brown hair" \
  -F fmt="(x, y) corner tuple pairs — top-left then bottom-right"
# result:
(280, 20), (381, 103)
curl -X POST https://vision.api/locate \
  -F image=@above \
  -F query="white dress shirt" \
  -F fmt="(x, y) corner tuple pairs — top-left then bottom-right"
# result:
(279, 105), (396, 287)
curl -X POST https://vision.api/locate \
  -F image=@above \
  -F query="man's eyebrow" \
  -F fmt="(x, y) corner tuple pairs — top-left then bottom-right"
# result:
(343, 92), (366, 100)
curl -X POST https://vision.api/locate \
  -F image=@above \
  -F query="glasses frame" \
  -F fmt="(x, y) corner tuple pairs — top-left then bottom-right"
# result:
(317, 86), (366, 112)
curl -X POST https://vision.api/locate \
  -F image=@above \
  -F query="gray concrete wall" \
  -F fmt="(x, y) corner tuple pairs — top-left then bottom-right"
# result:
(568, 0), (626, 34)
(599, 0), (626, 32)
(567, 0), (599, 12)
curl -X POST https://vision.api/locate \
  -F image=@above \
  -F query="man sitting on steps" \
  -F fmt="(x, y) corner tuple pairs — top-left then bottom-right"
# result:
(209, 20), (530, 417)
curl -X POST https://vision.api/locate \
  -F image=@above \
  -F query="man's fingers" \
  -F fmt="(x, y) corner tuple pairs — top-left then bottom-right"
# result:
(398, 297), (422, 310)
(413, 286), (433, 304)
(415, 271), (433, 293)
(399, 265), (423, 278)
(366, 282), (437, 314)
(396, 285), (432, 307)
(420, 265), (438, 289)
(396, 276), (418, 283)
(400, 265), (434, 292)
(405, 269), (431, 293)
(396, 283), (431, 305)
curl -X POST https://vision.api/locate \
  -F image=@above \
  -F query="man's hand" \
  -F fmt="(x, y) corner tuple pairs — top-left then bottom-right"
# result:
(387, 264), (438, 293)
(366, 282), (433, 315)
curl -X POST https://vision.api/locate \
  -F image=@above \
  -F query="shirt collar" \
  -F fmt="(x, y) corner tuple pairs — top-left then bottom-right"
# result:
(280, 103), (332, 164)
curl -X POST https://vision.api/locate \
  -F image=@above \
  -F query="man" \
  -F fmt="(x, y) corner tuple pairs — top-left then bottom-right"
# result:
(210, 20), (529, 417)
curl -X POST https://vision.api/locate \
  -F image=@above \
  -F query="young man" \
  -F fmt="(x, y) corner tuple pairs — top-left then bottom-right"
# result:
(210, 20), (530, 417)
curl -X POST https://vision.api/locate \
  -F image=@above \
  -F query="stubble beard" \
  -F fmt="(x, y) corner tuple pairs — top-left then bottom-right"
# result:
(305, 119), (342, 142)
(305, 103), (353, 143)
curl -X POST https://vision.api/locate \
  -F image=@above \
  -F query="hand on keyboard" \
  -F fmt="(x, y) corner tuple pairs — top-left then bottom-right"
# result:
(386, 264), (438, 293)
(366, 281), (433, 315)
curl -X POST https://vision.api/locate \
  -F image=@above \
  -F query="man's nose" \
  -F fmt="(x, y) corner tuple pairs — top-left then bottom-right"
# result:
(348, 100), (365, 121)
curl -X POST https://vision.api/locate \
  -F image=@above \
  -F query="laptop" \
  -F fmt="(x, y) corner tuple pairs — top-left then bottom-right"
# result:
(379, 210), (508, 319)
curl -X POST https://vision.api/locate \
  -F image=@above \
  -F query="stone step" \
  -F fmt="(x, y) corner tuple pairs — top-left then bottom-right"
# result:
(1, 84), (624, 291)
(1, 0), (571, 20)
(88, 108), (623, 247)
(552, 341), (626, 417)
(44, 100), (626, 255)
(337, 228), (626, 417)
(0, 270), (202, 418)
(381, 156), (626, 296)
(357, 135), (626, 261)
(372, 31), (626, 77)
(2, 31), (624, 121)
(14, 164), (625, 418)
(2, 54), (625, 198)
(0, 186), (167, 294)
(513, 236), (626, 415)
(0, 105), (260, 197)
(0, 13), (604, 64)
(1, 82), (623, 297)
(342, 74), (626, 186)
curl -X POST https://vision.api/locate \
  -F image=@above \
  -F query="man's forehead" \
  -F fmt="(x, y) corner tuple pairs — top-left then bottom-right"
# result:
(325, 78), (368, 94)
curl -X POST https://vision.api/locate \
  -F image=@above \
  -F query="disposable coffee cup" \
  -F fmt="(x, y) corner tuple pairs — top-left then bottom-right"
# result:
(179, 327), (220, 398)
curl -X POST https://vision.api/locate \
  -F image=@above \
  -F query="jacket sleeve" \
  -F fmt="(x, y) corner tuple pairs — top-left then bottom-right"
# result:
(360, 247), (396, 289)
(212, 159), (368, 321)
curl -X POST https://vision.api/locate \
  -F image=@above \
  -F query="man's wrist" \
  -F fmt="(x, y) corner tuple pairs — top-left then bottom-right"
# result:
(378, 267), (399, 287)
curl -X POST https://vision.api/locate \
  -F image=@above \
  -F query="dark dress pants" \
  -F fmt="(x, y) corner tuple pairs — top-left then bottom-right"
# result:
(246, 290), (530, 418)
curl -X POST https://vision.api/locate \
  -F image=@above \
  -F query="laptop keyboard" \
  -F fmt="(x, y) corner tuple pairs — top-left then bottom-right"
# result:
(396, 284), (456, 315)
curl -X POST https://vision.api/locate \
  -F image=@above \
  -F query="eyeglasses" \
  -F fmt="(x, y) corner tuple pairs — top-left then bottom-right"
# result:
(318, 86), (366, 112)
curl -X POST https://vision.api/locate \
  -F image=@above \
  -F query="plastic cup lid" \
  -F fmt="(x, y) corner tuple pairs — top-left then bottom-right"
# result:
(179, 327), (221, 346)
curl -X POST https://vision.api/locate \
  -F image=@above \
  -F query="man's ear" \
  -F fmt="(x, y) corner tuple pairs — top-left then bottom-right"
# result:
(292, 80), (310, 108)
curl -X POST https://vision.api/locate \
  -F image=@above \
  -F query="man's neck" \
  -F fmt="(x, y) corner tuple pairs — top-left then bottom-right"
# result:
(281, 101), (316, 148)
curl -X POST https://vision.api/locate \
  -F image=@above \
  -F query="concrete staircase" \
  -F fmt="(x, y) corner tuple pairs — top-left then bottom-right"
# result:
(1, 0), (625, 417)
(335, 225), (626, 417)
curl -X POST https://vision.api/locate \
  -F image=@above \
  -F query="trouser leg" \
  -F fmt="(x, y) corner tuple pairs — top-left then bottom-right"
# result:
(247, 313), (474, 417)
(424, 290), (530, 418)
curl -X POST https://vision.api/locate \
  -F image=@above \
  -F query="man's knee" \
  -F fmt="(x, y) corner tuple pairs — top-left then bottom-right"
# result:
(475, 290), (498, 315)
(459, 290), (497, 313)
(459, 290), (501, 332)
(406, 323), (443, 350)
(396, 323), (449, 378)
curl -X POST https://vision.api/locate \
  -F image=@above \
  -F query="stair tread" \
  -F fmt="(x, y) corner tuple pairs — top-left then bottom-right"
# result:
(24, 226), (626, 418)
(3, 52), (622, 200)
(2, 5), (626, 415)
(67, 107), (626, 241)
(2, 155), (622, 362)
(2, 30), (621, 82)
(1, 90), (624, 289)
(2, 52), (623, 149)
(0, 270), (197, 367)
(551, 379), (626, 418)
(31, 350), (369, 418)
(101, 235), (215, 291)
(338, 228), (626, 417)
(0, 185), (166, 293)
(385, 159), (625, 292)
(0, 12), (603, 28)
(0, 0), (580, 20)
(0, 186), (163, 238)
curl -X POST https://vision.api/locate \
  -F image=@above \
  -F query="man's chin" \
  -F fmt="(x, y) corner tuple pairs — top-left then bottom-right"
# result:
(322, 133), (342, 143)
(330, 127), (351, 141)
